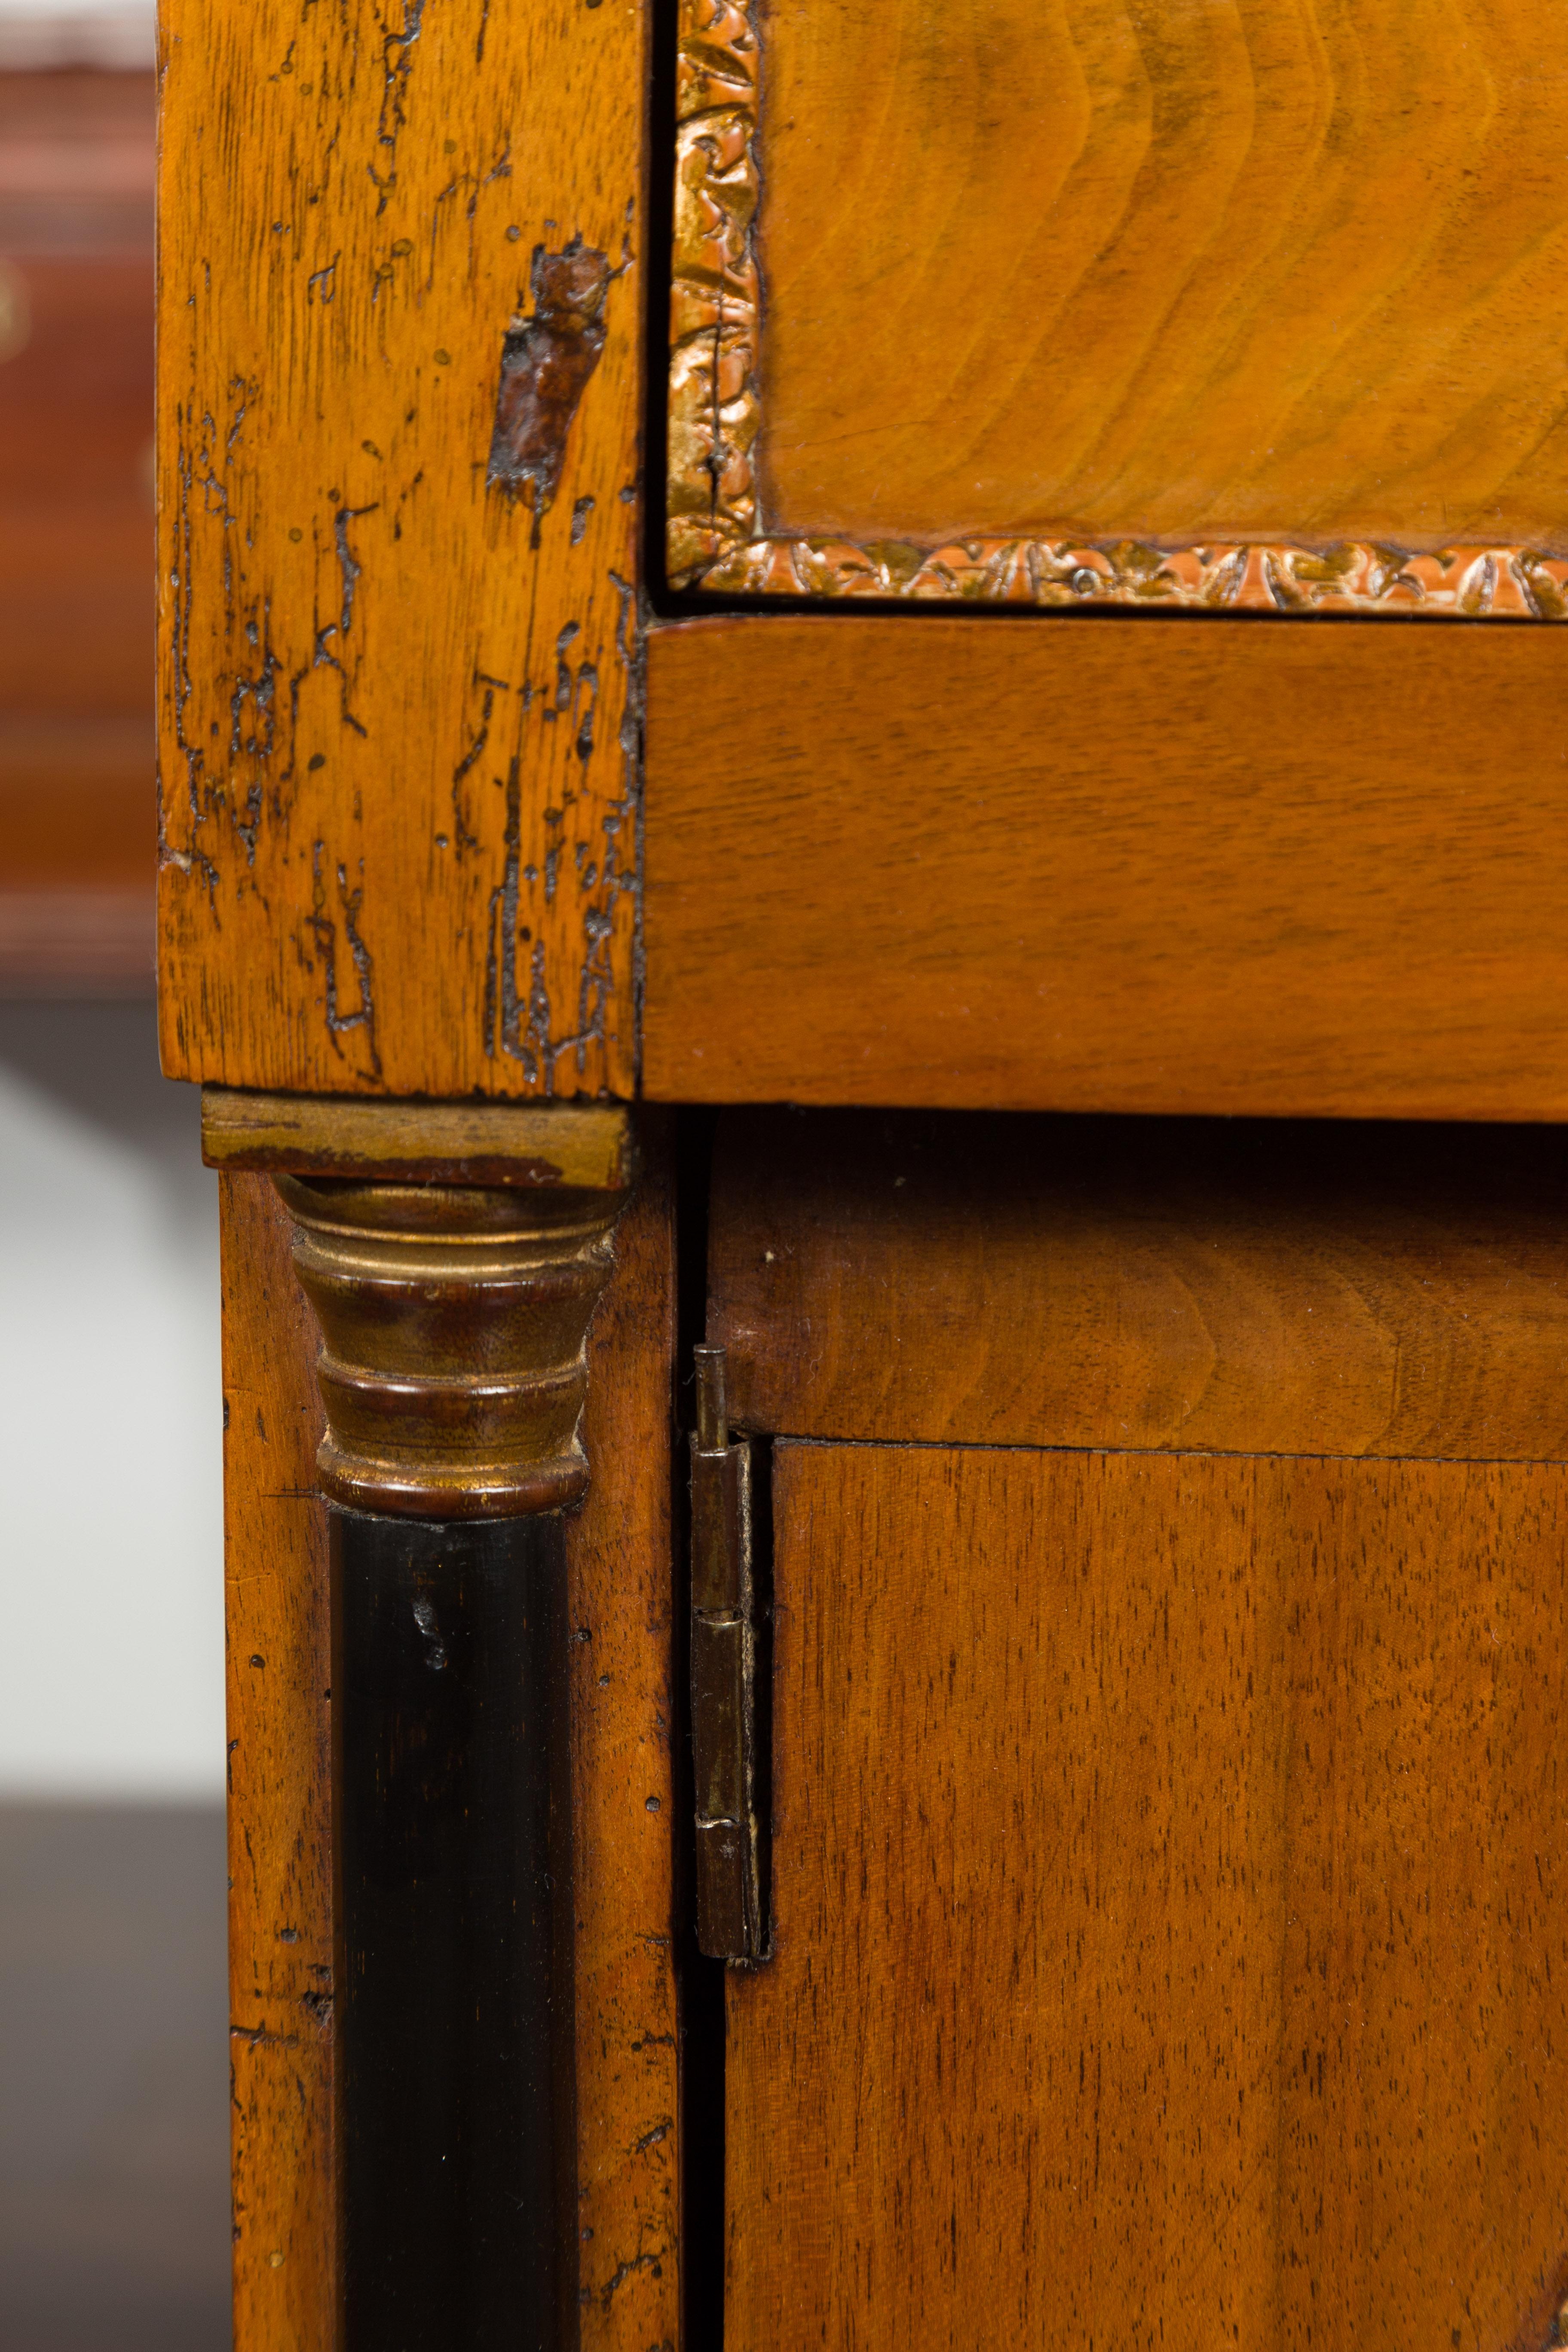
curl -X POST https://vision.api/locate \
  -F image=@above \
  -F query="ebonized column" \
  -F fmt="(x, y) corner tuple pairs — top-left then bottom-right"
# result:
(331, 1510), (573, 2352)
(219, 1101), (632, 2352)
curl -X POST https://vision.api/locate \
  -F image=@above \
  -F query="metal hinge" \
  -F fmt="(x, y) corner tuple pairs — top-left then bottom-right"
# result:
(689, 1345), (764, 1961)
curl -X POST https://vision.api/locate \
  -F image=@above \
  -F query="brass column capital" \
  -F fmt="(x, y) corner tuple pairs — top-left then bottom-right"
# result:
(203, 1090), (633, 1518)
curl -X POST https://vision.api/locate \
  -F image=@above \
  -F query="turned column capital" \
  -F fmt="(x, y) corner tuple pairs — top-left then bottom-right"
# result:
(203, 1089), (633, 1519)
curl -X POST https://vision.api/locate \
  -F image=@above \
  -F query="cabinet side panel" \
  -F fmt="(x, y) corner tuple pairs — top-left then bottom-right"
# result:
(158, 0), (644, 1097)
(568, 1112), (682, 2352)
(221, 1170), (335, 2352)
(728, 1442), (1568, 2352)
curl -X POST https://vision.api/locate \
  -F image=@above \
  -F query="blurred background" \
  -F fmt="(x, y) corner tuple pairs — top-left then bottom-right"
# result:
(0, 6), (230, 2345)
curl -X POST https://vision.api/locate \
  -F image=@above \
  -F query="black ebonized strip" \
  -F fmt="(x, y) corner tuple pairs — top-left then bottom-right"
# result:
(331, 1509), (577, 2352)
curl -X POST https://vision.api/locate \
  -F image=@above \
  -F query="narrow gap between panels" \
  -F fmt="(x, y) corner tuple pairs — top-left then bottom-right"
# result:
(753, 1433), (1567, 1469)
(674, 1106), (727, 2352)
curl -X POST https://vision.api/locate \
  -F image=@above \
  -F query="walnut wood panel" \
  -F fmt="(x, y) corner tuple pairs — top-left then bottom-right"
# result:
(643, 614), (1568, 1120)
(707, 1109), (1568, 1458)
(222, 1138), (679, 2352)
(749, 0), (1568, 557)
(156, 0), (645, 1098)
(220, 1171), (335, 2352)
(729, 1441), (1568, 2352)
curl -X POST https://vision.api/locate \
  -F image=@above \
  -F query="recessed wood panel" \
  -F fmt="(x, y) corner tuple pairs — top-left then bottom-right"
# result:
(707, 1110), (1568, 1459)
(754, 0), (1568, 552)
(643, 614), (1568, 1120)
(728, 1441), (1568, 2352)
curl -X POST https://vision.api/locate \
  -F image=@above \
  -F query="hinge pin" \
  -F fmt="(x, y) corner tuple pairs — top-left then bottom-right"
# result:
(693, 1343), (728, 1453)
(688, 1344), (763, 1962)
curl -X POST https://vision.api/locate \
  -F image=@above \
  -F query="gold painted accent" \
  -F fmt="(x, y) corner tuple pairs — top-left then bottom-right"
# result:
(215, 1095), (633, 1519)
(670, 0), (760, 590)
(276, 1171), (627, 1520)
(202, 1087), (634, 1192)
(667, 3), (1568, 622)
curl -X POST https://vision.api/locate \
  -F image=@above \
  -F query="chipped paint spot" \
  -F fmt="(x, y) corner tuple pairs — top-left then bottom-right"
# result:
(487, 238), (610, 541)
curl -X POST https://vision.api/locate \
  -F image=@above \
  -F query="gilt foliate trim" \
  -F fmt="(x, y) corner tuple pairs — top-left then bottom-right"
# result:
(667, 1), (1568, 622)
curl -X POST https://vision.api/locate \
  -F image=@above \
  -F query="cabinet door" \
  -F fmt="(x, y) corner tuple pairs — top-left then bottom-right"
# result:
(708, 1110), (1568, 2352)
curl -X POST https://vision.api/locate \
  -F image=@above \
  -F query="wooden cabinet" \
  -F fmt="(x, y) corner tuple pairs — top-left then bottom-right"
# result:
(150, 0), (1568, 2345)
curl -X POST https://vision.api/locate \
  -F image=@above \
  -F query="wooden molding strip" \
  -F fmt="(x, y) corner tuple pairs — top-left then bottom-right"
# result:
(642, 612), (1568, 1117)
(667, 0), (1568, 622)
(201, 1087), (634, 1192)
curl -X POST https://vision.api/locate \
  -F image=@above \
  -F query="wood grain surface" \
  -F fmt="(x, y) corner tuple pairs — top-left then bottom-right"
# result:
(222, 1136), (680, 2352)
(707, 1109), (1568, 1458)
(220, 1171), (335, 2352)
(157, 0), (645, 1098)
(753, 0), (1568, 552)
(566, 1113), (681, 2352)
(729, 1440), (1568, 2352)
(643, 614), (1568, 1120)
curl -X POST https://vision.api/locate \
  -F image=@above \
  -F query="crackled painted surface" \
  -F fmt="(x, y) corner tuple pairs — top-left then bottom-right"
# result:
(159, 0), (644, 1098)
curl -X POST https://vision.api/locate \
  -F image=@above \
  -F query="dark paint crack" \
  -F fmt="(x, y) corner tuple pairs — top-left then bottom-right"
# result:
(307, 842), (381, 1077)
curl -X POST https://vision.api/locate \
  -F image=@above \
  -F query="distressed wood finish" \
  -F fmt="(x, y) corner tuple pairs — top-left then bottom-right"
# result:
(221, 1171), (335, 2352)
(568, 1113), (680, 2347)
(671, 0), (1568, 613)
(222, 1147), (679, 2352)
(157, 0), (645, 1097)
(643, 615), (1568, 1119)
(202, 1086), (634, 1189)
(707, 1110), (1568, 1458)
(731, 1440), (1568, 2352)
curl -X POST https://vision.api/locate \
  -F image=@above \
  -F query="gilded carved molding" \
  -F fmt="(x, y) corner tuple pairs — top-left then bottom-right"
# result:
(668, 0), (1568, 622)
(669, 0), (761, 590)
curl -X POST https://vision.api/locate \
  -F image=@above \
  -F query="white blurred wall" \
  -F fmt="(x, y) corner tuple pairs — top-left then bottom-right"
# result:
(0, 0), (154, 71)
(0, 1003), (224, 1796)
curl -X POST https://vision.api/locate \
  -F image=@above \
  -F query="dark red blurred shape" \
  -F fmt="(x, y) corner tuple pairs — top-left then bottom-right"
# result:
(0, 68), (155, 994)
